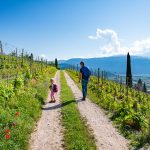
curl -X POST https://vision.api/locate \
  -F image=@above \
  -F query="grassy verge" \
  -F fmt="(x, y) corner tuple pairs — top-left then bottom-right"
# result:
(60, 71), (96, 150)
(0, 67), (57, 150)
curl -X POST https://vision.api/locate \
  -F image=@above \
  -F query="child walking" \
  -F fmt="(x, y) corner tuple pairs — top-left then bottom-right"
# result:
(49, 78), (58, 103)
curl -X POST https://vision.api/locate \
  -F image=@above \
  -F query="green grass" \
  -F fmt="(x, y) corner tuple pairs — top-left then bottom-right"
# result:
(60, 71), (96, 150)
(0, 67), (57, 150)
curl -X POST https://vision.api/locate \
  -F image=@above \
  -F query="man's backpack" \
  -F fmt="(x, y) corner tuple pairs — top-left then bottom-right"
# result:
(53, 84), (58, 92)
(82, 66), (91, 80)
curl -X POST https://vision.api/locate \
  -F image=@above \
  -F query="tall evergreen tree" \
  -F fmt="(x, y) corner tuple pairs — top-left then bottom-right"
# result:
(126, 52), (132, 87)
(143, 82), (147, 93)
(137, 78), (142, 91)
(55, 58), (58, 68)
(30, 53), (33, 61)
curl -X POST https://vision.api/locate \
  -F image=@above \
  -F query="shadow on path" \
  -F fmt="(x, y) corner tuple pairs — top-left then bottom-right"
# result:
(42, 99), (83, 110)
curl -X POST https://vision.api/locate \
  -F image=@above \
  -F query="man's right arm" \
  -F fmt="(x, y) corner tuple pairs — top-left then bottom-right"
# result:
(79, 69), (82, 83)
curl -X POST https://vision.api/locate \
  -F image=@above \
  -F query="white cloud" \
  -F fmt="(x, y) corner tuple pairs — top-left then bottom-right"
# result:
(88, 29), (150, 58)
(40, 54), (46, 59)
(131, 38), (150, 56)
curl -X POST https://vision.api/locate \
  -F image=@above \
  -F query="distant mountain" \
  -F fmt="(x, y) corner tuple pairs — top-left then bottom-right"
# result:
(59, 56), (150, 74)
(58, 60), (66, 64)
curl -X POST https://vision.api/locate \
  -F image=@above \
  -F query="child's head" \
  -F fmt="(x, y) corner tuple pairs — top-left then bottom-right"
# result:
(50, 78), (55, 84)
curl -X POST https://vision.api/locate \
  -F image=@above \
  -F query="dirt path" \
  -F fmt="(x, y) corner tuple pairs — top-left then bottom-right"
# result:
(64, 71), (129, 150)
(29, 71), (64, 150)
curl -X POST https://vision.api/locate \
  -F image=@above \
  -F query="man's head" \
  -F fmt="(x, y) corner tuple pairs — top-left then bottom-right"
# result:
(80, 61), (84, 67)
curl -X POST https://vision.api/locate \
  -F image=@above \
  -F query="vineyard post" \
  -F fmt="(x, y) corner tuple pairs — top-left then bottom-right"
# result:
(138, 88), (141, 103)
(96, 68), (100, 97)
(21, 49), (24, 67)
(120, 76), (122, 94)
(30, 53), (33, 74)
(76, 64), (79, 76)
(41, 58), (43, 72)
(102, 71), (104, 85)
(98, 68), (100, 87)
(0, 41), (4, 69)
(0, 41), (3, 54)
(114, 86), (116, 101)
(103, 71), (105, 82)
(16, 48), (18, 63)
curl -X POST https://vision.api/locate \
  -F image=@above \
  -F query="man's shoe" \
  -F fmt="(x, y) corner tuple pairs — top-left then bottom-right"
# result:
(82, 97), (86, 101)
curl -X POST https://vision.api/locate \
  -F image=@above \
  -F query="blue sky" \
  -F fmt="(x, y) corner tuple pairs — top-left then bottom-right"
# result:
(0, 0), (150, 60)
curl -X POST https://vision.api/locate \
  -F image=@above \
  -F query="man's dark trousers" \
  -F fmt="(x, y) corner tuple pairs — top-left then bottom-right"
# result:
(82, 79), (88, 98)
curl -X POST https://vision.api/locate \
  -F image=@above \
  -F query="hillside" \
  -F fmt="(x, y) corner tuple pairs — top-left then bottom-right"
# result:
(59, 56), (150, 74)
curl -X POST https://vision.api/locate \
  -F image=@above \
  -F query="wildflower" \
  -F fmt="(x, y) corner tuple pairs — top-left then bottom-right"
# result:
(16, 112), (20, 116)
(5, 134), (10, 139)
(13, 122), (16, 127)
(6, 129), (10, 133)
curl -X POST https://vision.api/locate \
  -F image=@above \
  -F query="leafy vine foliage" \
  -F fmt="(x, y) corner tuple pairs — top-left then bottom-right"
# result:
(67, 69), (150, 149)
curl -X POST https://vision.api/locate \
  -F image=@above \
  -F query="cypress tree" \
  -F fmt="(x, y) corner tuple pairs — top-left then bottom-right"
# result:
(143, 82), (147, 93)
(55, 58), (58, 68)
(126, 52), (132, 87)
(137, 78), (142, 90)
(30, 53), (33, 61)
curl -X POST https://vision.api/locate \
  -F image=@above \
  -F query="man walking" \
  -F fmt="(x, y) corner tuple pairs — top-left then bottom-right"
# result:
(79, 61), (91, 100)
